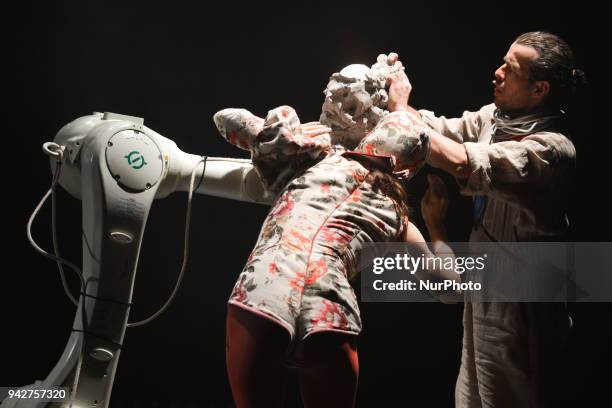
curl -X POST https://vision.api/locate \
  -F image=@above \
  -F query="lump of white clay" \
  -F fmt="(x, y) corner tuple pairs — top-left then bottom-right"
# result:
(320, 54), (404, 149)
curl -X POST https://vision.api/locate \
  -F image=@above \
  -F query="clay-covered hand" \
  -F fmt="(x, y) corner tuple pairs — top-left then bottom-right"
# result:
(373, 52), (404, 77)
(301, 122), (333, 138)
(387, 68), (412, 112)
(213, 108), (265, 151)
(376, 52), (412, 112)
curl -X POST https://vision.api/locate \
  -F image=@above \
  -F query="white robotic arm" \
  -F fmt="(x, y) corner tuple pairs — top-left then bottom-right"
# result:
(52, 111), (273, 204)
(3, 112), (272, 408)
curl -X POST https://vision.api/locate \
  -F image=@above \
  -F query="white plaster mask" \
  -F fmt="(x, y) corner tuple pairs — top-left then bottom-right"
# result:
(319, 54), (403, 149)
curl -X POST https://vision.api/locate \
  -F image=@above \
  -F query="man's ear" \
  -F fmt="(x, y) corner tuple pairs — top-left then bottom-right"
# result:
(533, 80), (550, 99)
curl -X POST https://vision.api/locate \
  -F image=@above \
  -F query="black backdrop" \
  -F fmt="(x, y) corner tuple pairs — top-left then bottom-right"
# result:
(4, 1), (611, 407)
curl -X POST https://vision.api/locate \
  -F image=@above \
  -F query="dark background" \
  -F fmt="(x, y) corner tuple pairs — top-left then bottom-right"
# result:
(4, 1), (611, 407)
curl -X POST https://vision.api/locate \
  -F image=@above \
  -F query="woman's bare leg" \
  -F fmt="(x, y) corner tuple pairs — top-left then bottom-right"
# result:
(226, 304), (291, 408)
(298, 332), (359, 408)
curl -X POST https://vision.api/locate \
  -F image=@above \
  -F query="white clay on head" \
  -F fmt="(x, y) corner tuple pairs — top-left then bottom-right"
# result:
(339, 64), (370, 80)
(320, 54), (403, 149)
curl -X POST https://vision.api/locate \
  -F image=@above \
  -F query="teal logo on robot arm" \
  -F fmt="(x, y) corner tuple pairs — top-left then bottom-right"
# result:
(124, 151), (148, 169)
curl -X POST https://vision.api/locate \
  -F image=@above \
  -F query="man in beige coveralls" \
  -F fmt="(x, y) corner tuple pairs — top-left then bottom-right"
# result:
(387, 32), (586, 407)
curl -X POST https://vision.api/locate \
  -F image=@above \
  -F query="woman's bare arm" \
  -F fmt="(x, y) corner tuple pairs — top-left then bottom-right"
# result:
(401, 175), (462, 303)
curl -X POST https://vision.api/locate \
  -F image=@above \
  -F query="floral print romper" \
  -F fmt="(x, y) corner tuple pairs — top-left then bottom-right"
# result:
(214, 105), (427, 342)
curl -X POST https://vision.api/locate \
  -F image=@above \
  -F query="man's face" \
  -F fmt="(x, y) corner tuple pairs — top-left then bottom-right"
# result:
(493, 42), (547, 112)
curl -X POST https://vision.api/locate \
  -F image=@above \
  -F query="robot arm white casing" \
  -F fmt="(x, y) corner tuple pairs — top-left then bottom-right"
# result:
(52, 111), (273, 205)
(4, 112), (272, 408)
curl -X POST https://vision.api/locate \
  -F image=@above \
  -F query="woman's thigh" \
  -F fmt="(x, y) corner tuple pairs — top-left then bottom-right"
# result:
(298, 332), (359, 408)
(226, 304), (292, 408)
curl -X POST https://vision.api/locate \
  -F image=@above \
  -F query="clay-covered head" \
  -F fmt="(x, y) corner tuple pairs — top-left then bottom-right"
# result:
(320, 54), (403, 149)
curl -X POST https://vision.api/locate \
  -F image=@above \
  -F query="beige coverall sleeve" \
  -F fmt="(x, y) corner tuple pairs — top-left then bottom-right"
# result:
(418, 104), (496, 143)
(459, 132), (576, 208)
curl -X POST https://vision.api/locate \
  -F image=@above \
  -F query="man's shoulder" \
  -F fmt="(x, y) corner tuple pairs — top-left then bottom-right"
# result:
(419, 103), (496, 120)
(478, 103), (496, 118)
(460, 103), (496, 123)
(525, 130), (576, 159)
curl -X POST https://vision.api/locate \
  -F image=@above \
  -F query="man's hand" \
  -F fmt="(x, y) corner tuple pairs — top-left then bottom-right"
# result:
(385, 54), (412, 112)
(421, 174), (449, 239)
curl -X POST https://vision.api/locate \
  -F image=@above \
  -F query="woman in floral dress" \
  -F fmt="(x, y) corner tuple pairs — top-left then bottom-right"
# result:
(214, 58), (437, 408)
